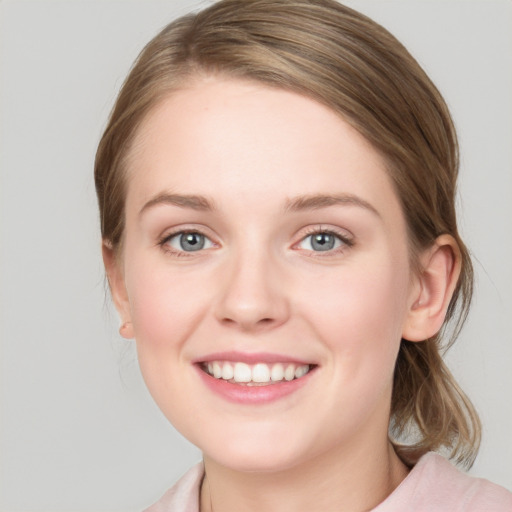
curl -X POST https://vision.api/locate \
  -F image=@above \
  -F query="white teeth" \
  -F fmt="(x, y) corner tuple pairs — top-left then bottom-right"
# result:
(233, 362), (252, 383)
(284, 364), (295, 381)
(295, 365), (309, 378)
(270, 363), (284, 381)
(252, 363), (271, 383)
(221, 362), (234, 380)
(213, 361), (222, 379)
(204, 361), (312, 384)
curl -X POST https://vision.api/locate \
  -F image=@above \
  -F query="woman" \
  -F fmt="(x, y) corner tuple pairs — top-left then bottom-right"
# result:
(94, 0), (512, 510)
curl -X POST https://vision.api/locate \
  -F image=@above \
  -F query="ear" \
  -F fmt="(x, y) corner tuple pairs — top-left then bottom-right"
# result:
(402, 234), (461, 342)
(102, 241), (134, 339)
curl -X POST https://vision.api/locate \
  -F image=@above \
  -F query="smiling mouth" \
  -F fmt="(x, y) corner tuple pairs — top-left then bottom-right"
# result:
(200, 361), (315, 386)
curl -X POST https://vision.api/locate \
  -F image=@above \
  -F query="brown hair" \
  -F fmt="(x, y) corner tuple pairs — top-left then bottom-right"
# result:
(95, 0), (480, 466)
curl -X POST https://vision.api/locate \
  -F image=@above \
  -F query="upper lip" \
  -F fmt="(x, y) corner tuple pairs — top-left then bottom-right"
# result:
(192, 351), (316, 365)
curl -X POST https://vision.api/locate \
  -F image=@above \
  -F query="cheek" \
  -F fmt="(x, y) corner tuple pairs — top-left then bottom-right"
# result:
(124, 262), (213, 422)
(125, 259), (211, 355)
(302, 258), (410, 368)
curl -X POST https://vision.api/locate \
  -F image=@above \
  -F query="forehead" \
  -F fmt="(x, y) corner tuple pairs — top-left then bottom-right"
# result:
(125, 77), (400, 219)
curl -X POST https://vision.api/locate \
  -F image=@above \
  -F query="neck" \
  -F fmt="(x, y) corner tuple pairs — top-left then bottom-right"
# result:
(201, 440), (409, 512)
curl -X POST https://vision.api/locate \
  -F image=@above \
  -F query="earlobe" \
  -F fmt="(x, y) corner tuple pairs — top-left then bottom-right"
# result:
(119, 321), (134, 339)
(102, 241), (134, 339)
(402, 235), (461, 342)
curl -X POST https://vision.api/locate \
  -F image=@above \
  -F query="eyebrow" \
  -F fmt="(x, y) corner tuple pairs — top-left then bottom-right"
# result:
(139, 192), (380, 217)
(139, 193), (216, 216)
(285, 193), (380, 217)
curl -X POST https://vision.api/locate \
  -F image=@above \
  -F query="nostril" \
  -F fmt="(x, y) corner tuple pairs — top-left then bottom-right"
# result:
(220, 315), (278, 331)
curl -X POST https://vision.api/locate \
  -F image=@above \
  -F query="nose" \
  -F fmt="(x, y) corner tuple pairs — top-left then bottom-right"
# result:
(214, 249), (290, 332)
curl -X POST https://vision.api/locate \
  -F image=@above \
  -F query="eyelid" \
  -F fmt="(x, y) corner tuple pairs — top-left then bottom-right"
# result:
(157, 225), (219, 256)
(156, 224), (353, 257)
(169, 232), (214, 251)
(292, 225), (354, 254)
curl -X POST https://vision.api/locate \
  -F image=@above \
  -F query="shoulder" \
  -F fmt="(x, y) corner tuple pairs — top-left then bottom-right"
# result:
(143, 463), (204, 512)
(374, 452), (512, 512)
(142, 456), (512, 512)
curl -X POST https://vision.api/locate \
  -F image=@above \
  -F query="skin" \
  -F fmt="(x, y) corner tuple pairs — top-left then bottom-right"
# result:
(104, 77), (460, 511)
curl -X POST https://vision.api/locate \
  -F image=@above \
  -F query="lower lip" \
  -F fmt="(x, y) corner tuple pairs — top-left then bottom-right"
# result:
(195, 365), (314, 404)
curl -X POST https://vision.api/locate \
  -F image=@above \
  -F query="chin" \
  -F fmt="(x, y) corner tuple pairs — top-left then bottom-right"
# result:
(194, 423), (314, 474)
(208, 448), (308, 474)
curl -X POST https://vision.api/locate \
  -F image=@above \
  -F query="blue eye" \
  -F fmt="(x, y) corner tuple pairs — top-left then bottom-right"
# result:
(166, 232), (214, 252)
(298, 231), (346, 252)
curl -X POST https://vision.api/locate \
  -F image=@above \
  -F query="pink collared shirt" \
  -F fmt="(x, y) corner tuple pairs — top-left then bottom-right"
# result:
(144, 452), (512, 511)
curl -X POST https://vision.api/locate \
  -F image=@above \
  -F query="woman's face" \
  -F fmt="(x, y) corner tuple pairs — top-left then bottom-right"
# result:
(113, 77), (420, 472)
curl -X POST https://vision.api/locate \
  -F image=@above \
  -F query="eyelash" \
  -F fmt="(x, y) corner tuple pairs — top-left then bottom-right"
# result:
(295, 226), (354, 257)
(158, 229), (215, 257)
(157, 227), (354, 257)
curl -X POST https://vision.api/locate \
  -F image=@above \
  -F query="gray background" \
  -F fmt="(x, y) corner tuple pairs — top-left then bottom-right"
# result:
(1, 0), (511, 510)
